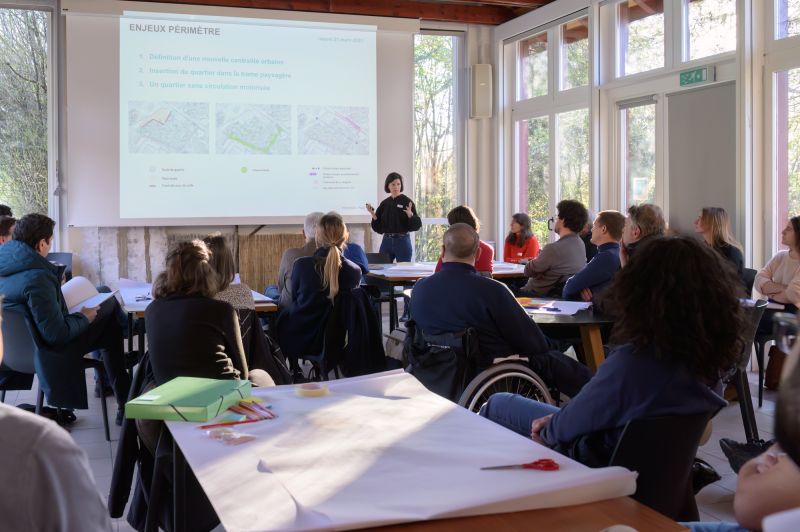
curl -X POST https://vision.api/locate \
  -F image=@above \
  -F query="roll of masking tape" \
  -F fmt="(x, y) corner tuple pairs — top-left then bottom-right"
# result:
(295, 382), (329, 397)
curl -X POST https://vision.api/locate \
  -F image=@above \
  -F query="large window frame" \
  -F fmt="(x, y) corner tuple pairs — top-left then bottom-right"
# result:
(764, 1), (800, 254)
(0, 0), (58, 244)
(411, 29), (467, 261)
(503, 9), (595, 248)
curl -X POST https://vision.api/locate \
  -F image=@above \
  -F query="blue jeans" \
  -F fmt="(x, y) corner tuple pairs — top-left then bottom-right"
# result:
(681, 523), (747, 532)
(478, 392), (561, 437)
(379, 233), (412, 262)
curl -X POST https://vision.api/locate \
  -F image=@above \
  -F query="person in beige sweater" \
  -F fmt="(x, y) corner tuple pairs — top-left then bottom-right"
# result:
(755, 216), (800, 308)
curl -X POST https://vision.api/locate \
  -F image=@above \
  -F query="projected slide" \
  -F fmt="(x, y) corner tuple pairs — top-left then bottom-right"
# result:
(119, 13), (377, 219)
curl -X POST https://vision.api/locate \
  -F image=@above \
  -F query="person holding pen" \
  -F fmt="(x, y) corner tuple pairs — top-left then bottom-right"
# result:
(366, 172), (421, 262)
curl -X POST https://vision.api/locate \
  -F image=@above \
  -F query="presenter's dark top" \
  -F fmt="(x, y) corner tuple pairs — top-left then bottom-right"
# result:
(714, 243), (745, 286)
(276, 247), (362, 357)
(145, 294), (247, 385)
(410, 262), (550, 360)
(371, 194), (422, 235)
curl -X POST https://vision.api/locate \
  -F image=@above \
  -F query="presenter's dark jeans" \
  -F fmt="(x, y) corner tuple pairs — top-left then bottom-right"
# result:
(380, 233), (412, 262)
(478, 392), (561, 437)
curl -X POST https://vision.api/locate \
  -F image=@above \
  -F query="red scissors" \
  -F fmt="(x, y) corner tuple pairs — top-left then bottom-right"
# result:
(481, 458), (560, 471)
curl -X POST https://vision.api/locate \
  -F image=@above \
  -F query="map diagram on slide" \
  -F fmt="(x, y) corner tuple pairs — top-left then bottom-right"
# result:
(298, 106), (369, 156)
(128, 102), (209, 154)
(216, 104), (291, 155)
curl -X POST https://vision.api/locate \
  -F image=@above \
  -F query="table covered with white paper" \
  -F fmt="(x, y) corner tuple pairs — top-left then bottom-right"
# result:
(166, 370), (637, 531)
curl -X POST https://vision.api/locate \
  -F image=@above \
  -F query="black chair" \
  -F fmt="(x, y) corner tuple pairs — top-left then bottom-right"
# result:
(743, 267), (777, 407)
(0, 307), (111, 440)
(47, 252), (73, 282)
(609, 412), (714, 521)
(743, 267), (757, 296)
(298, 298), (347, 382)
(733, 299), (768, 442)
(366, 252), (403, 331)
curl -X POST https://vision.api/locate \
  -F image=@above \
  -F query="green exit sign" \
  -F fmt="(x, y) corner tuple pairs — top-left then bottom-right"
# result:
(680, 67), (714, 86)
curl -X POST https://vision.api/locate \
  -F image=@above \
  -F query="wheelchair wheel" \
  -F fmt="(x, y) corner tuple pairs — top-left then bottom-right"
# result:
(457, 362), (554, 413)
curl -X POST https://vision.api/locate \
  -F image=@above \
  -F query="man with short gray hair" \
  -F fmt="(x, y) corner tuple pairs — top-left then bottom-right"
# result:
(411, 224), (591, 397)
(276, 211), (323, 307)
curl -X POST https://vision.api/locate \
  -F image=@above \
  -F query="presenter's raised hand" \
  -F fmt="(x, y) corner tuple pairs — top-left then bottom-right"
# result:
(80, 306), (99, 323)
(404, 201), (414, 218)
(365, 203), (377, 220)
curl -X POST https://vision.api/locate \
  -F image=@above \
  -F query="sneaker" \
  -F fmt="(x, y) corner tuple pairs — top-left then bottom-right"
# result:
(720, 438), (774, 473)
(692, 458), (721, 493)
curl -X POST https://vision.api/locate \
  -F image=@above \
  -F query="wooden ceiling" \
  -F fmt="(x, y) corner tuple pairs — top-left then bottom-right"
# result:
(131, 0), (557, 25)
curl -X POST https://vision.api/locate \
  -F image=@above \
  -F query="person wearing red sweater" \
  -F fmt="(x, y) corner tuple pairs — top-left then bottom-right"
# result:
(503, 212), (540, 263)
(434, 205), (494, 275)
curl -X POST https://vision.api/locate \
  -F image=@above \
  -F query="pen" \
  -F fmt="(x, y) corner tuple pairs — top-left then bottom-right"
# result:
(544, 307), (561, 312)
(198, 418), (264, 430)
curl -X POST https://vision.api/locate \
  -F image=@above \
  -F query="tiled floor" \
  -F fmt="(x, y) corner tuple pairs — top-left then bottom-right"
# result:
(1, 358), (777, 531)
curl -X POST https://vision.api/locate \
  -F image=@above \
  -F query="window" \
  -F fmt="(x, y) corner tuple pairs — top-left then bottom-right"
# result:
(517, 31), (548, 100)
(775, 67), (800, 246)
(0, 7), (50, 216)
(621, 102), (656, 208)
(558, 108), (590, 206)
(561, 17), (589, 90)
(516, 117), (550, 244)
(618, 0), (665, 76)
(776, 0), (800, 39)
(413, 33), (462, 262)
(685, 0), (736, 60)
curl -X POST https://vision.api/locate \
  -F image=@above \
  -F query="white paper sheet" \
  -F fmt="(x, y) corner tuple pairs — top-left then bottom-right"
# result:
(524, 299), (593, 316)
(370, 262), (437, 278)
(61, 276), (117, 314)
(251, 290), (273, 303)
(118, 278), (152, 313)
(167, 371), (636, 531)
(492, 261), (526, 274)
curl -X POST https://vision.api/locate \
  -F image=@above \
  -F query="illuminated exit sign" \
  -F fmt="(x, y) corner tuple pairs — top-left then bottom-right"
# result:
(680, 66), (715, 86)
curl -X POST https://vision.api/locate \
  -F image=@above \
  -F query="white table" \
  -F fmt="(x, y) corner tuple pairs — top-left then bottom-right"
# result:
(166, 370), (636, 531)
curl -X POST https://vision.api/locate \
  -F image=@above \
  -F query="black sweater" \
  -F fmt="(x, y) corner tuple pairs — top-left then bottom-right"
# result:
(370, 194), (422, 234)
(145, 295), (247, 385)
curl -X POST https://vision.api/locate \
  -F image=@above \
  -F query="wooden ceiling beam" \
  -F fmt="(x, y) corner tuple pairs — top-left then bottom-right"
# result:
(129, 0), (536, 24)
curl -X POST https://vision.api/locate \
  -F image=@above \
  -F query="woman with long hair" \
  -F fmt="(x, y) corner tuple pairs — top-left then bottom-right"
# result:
(203, 234), (255, 310)
(146, 240), (273, 386)
(365, 172), (421, 262)
(480, 236), (745, 467)
(503, 212), (539, 263)
(694, 207), (744, 282)
(276, 213), (362, 364)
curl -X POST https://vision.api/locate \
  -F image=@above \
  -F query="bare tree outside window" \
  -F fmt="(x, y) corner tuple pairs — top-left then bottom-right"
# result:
(776, 0), (800, 39)
(517, 116), (550, 244)
(686, 0), (736, 61)
(618, 0), (664, 76)
(413, 34), (459, 262)
(0, 8), (49, 216)
(558, 108), (590, 207)
(776, 67), (800, 248)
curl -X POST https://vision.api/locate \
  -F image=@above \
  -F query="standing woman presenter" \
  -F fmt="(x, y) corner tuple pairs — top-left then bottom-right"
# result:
(366, 172), (422, 262)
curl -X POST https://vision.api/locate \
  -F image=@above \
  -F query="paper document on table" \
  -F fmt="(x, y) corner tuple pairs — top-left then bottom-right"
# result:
(118, 278), (153, 313)
(371, 262), (436, 277)
(493, 261), (525, 273)
(523, 299), (593, 315)
(252, 290), (273, 303)
(62, 276), (117, 314)
(166, 371), (636, 531)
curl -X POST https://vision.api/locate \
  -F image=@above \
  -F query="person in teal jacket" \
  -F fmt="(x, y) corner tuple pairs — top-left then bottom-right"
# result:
(0, 214), (130, 418)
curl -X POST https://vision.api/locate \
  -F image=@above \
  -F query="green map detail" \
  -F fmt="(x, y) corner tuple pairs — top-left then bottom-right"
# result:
(227, 126), (284, 154)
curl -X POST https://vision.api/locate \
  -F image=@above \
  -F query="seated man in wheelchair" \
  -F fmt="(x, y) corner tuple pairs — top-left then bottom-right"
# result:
(480, 236), (743, 468)
(409, 223), (592, 399)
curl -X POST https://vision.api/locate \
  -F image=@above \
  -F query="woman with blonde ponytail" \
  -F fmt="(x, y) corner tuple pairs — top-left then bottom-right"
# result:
(276, 212), (362, 364)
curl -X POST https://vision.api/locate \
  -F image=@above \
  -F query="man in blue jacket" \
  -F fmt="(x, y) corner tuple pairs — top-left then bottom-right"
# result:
(0, 214), (130, 421)
(411, 224), (591, 398)
(563, 210), (625, 303)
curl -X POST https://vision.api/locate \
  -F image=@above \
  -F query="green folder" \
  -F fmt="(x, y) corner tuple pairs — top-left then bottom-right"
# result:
(125, 377), (252, 422)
